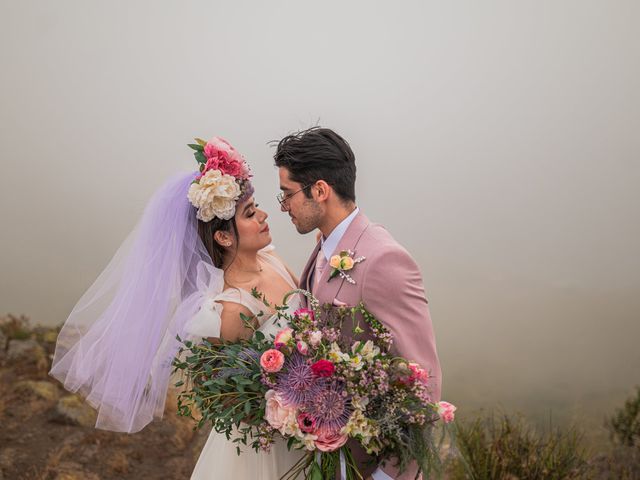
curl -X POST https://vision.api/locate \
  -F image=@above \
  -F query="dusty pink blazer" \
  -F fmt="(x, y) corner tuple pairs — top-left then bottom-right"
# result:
(300, 212), (441, 479)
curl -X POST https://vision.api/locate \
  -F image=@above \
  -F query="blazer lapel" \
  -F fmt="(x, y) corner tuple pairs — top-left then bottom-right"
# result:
(300, 240), (322, 292)
(315, 212), (371, 302)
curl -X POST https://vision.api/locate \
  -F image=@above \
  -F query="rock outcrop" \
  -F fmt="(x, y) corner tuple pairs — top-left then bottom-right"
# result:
(0, 314), (209, 480)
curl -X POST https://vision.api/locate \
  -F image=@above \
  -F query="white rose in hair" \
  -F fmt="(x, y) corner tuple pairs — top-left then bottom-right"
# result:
(188, 170), (241, 222)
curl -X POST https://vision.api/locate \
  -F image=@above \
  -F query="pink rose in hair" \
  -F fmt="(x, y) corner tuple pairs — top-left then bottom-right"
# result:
(204, 141), (219, 159)
(217, 157), (244, 177)
(437, 401), (457, 423)
(315, 428), (348, 452)
(203, 155), (220, 174)
(202, 136), (250, 179)
(260, 349), (285, 373)
(204, 137), (238, 160)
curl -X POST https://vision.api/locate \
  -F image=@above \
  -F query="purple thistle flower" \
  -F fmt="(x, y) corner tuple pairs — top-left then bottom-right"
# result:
(275, 353), (323, 406)
(304, 380), (352, 433)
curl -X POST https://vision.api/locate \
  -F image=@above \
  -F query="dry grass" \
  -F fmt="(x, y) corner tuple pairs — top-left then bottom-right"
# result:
(445, 413), (588, 479)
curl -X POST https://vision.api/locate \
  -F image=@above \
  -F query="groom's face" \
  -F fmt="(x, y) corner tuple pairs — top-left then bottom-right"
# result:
(278, 167), (322, 235)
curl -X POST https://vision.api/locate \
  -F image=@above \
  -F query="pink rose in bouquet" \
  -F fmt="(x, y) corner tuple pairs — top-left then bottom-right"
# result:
(293, 308), (314, 322)
(297, 412), (317, 433)
(437, 401), (457, 423)
(311, 359), (335, 378)
(274, 327), (293, 348)
(315, 428), (348, 452)
(296, 340), (309, 355)
(175, 289), (455, 480)
(408, 362), (429, 384)
(260, 349), (285, 373)
(308, 330), (322, 347)
(264, 389), (296, 433)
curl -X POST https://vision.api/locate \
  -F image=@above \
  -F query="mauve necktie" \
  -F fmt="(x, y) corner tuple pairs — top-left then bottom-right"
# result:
(313, 248), (328, 289)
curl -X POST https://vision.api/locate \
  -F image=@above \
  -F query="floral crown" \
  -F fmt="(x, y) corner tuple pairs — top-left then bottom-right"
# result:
(187, 137), (253, 222)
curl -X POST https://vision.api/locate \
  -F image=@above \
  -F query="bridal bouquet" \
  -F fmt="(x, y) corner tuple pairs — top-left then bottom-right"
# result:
(173, 290), (455, 479)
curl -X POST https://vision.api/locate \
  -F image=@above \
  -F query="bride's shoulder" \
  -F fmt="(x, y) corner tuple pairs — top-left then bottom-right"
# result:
(215, 286), (255, 308)
(216, 297), (252, 317)
(215, 296), (257, 341)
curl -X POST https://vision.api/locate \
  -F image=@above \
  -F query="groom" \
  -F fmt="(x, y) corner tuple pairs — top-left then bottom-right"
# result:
(274, 127), (441, 480)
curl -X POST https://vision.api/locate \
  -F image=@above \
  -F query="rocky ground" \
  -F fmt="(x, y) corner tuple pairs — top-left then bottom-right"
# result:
(2, 314), (638, 480)
(0, 315), (209, 480)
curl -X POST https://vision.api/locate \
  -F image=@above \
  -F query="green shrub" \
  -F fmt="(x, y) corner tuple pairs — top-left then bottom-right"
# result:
(586, 445), (640, 479)
(0, 314), (32, 342)
(446, 413), (587, 480)
(608, 387), (640, 448)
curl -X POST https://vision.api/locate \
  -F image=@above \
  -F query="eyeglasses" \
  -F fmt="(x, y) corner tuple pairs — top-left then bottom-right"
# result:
(277, 184), (313, 208)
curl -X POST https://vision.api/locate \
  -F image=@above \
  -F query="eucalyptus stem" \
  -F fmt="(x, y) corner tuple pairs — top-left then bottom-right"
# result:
(280, 452), (313, 480)
(342, 447), (364, 480)
(199, 391), (259, 401)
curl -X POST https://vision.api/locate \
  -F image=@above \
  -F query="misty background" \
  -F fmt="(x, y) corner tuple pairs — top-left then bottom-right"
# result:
(1, 1), (639, 445)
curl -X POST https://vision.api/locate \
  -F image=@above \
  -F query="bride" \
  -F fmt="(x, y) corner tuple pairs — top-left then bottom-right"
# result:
(186, 181), (305, 479)
(50, 136), (304, 478)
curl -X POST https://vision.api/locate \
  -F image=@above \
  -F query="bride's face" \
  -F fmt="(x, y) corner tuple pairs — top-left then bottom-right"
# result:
(233, 196), (271, 251)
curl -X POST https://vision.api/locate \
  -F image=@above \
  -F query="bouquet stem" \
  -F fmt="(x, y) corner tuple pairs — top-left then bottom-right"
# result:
(279, 448), (363, 480)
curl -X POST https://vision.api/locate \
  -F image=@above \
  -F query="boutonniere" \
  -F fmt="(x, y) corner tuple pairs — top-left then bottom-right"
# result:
(328, 250), (365, 284)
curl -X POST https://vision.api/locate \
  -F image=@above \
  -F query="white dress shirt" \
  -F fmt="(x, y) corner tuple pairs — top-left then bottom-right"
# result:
(319, 207), (360, 260)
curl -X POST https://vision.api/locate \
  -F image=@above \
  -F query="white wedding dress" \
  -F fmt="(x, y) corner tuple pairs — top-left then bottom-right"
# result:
(187, 247), (305, 480)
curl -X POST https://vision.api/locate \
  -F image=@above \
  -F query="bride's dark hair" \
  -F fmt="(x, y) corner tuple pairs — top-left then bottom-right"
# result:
(197, 217), (239, 269)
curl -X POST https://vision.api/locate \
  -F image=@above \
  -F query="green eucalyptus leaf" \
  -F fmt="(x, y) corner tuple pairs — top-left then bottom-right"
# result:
(195, 151), (207, 165)
(310, 461), (323, 480)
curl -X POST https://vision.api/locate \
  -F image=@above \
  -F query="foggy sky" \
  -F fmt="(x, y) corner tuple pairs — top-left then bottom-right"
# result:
(1, 1), (639, 440)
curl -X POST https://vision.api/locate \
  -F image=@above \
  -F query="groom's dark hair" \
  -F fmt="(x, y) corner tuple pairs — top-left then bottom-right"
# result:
(273, 127), (356, 203)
